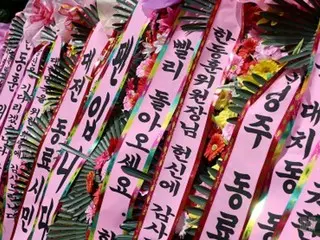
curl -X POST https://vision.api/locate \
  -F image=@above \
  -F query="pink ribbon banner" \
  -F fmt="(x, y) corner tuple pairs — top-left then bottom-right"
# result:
(249, 40), (320, 240)
(91, 21), (203, 239)
(2, 37), (62, 240)
(0, 45), (46, 180)
(199, 70), (301, 240)
(277, 142), (320, 240)
(31, 4), (149, 239)
(137, 0), (242, 239)
(12, 23), (109, 239)
(0, 48), (15, 92)
(0, 40), (33, 131)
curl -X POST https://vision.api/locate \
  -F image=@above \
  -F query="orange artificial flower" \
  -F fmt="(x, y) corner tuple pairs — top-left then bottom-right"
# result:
(93, 185), (102, 206)
(204, 133), (226, 161)
(86, 171), (95, 193)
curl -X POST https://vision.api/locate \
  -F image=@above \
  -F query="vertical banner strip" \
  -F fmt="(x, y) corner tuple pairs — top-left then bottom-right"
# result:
(2, 38), (62, 240)
(31, 4), (150, 239)
(275, 141), (320, 239)
(0, 45), (46, 179)
(0, 39), (33, 132)
(246, 29), (320, 240)
(91, 15), (203, 239)
(0, 44), (48, 240)
(136, 0), (243, 239)
(0, 47), (16, 92)
(12, 23), (109, 239)
(196, 68), (301, 240)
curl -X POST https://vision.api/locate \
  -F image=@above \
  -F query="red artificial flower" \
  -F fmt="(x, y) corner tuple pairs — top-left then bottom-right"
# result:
(126, 78), (135, 94)
(238, 38), (258, 59)
(108, 138), (119, 155)
(240, 59), (257, 75)
(204, 133), (226, 161)
(243, 4), (261, 29)
(94, 151), (110, 170)
(137, 76), (148, 95)
(86, 171), (95, 194)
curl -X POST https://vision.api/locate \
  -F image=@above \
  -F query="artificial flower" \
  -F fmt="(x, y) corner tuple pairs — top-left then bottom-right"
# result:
(137, 76), (148, 94)
(153, 31), (169, 54)
(228, 55), (244, 79)
(142, 42), (156, 57)
(204, 133), (226, 161)
(237, 74), (258, 86)
(240, 59), (257, 75)
(108, 138), (119, 155)
(215, 90), (232, 111)
(222, 122), (235, 141)
(238, 38), (258, 59)
(250, 59), (280, 79)
(86, 171), (95, 193)
(254, 42), (287, 61)
(214, 108), (237, 129)
(136, 57), (155, 78)
(141, 0), (182, 17)
(157, 7), (180, 32)
(123, 90), (139, 111)
(85, 201), (96, 224)
(94, 150), (110, 170)
(126, 78), (135, 93)
(242, 3), (263, 30)
(238, 0), (269, 11)
(93, 185), (102, 206)
(29, 0), (54, 25)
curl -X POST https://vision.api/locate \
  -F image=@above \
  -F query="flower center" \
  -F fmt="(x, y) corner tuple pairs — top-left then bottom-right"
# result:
(212, 144), (218, 151)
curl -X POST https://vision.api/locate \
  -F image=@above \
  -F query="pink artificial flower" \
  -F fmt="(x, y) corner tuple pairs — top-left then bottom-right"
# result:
(94, 151), (110, 170)
(222, 122), (235, 141)
(254, 42), (287, 61)
(136, 57), (155, 78)
(142, 0), (182, 17)
(237, 0), (269, 10)
(85, 201), (96, 224)
(29, 0), (54, 25)
(142, 42), (155, 57)
(228, 55), (244, 79)
(123, 90), (139, 111)
(153, 31), (169, 54)
(157, 7), (180, 32)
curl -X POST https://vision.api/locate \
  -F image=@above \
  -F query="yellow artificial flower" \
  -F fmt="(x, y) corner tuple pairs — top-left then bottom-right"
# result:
(214, 108), (237, 129)
(237, 74), (257, 85)
(250, 59), (280, 79)
(215, 90), (232, 111)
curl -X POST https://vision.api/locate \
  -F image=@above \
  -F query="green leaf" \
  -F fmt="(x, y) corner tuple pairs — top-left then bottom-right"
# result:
(186, 228), (197, 236)
(186, 207), (203, 216)
(232, 97), (247, 107)
(199, 174), (214, 187)
(120, 221), (137, 231)
(116, 235), (133, 240)
(236, 89), (254, 99)
(194, 184), (211, 197)
(227, 117), (238, 125)
(121, 166), (152, 182)
(229, 105), (243, 115)
(207, 166), (219, 179)
(189, 195), (207, 207)
(242, 81), (260, 93)
(293, 39), (304, 55)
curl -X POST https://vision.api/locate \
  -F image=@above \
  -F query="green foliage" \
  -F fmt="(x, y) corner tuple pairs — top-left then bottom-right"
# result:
(259, 0), (319, 69)
(112, 0), (138, 32)
(180, 0), (217, 32)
